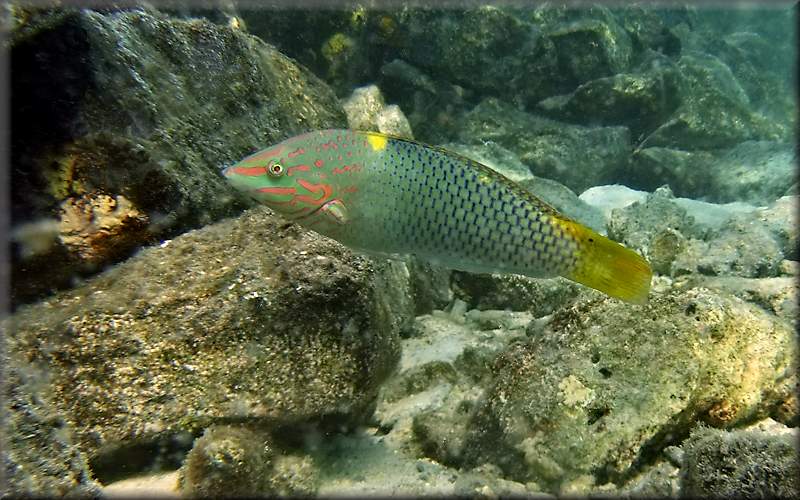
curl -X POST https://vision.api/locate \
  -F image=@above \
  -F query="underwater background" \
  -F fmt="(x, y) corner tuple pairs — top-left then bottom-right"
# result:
(2, 0), (798, 497)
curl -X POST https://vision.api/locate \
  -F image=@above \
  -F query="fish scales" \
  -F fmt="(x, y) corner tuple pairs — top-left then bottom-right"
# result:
(224, 129), (652, 304)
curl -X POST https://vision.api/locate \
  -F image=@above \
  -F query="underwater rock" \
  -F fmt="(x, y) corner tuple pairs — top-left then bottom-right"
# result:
(641, 52), (781, 150)
(232, 7), (350, 84)
(460, 287), (796, 493)
(605, 187), (791, 279)
(536, 57), (681, 141)
(58, 193), (150, 265)
(674, 6), (795, 139)
(453, 464), (545, 498)
(442, 142), (534, 183)
(713, 31), (795, 138)
(672, 213), (784, 279)
(9, 7), (346, 305)
(679, 424), (799, 498)
(393, 7), (531, 98)
(607, 185), (705, 255)
(615, 7), (682, 61)
(459, 98), (631, 193)
(541, 15), (633, 87)
(342, 84), (414, 139)
(703, 141), (796, 206)
(387, 6), (641, 111)
(2, 358), (101, 497)
(179, 425), (275, 497)
(516, 6), (635, 106)
(3, 207), (407, 469)
(379, 58), (437, 96)
(758, 196), (798, 261)
(581, 184), (762, 231)
(379, 58), (473, 145)
(626, 146), (717, 198)
(375, 310), (530, 467)
(579, 184), (648, 220)
(680, 276), (797, 325)
(451, 273), (580, 317)
(102, 471), (179, 497)
(405, 258), (452, 316)
(627, 141), (793, 207)
(179, 424), (319, 497)
(628, 141), (794, 206)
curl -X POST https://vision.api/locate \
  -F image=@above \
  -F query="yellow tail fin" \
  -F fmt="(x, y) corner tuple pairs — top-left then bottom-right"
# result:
(561, 221), (652, 305)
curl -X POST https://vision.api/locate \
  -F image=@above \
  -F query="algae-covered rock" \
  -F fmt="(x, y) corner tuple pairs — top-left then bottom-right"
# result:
(536, 62), (682, 141)
(626, 146), (717, 197)
(607, 188), (792, 279)
(179, 425), (275, 498)
(393, 7), (531, 97)
(607, 186), (705, 255)
(376, 310), (531, 468)
(704, 141), (796, 206)
(681, 276), (797, 325)
(4, 207), (407, 469)
(459, 98), (631, 193)
(676, 7), (795, 139)
(515, 6), (635, 106)
(642, 52), (782, 150)
(342, 84), (413, 139)
(627, 138), (793, 207)
(460, 287), (796, 493)
(451, 273), (580, 317)
(2, 359), (101, 497)
(379, 58), (473, 145)
(680, 425), (800, 498)
(673, 213), (784, 278)
(10, 7), (346, 305)
(179, 424), (319, 497)
(758, 196), (798, 261)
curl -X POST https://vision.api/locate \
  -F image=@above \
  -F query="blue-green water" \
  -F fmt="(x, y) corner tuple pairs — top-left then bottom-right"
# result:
(3, 2), (798, 497)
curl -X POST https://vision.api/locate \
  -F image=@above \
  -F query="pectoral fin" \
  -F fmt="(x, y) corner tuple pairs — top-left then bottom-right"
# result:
(318, 199), (349, 225)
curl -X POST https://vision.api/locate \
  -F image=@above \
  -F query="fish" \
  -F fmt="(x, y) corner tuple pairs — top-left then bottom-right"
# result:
(223, 129), (652, 304)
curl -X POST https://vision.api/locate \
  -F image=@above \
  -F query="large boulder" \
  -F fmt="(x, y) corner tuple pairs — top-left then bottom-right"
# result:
(9, 7), (346, 305)
(460, 287), (796, 493)
(536, 58), (682, 141)
(641, 52), (782, 150)
(458, 98), (631, 193)
(4, 207), (410, 492)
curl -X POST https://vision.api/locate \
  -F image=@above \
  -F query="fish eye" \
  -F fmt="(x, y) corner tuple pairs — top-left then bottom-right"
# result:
(268, 162), (284, 177)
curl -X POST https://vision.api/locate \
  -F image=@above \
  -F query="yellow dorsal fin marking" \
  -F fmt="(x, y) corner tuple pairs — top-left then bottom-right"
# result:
(365, 132), (388, 151)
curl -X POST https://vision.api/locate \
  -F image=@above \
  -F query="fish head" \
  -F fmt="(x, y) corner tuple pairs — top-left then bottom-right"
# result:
(223, 134), (333, 221)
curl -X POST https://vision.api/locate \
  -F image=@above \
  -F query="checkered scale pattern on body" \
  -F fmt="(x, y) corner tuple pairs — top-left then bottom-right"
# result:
(364, 137), (580, 277)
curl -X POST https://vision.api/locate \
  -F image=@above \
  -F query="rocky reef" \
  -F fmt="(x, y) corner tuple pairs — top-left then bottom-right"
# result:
(4, 2), (797, 498)
(8, 6), (346, 305)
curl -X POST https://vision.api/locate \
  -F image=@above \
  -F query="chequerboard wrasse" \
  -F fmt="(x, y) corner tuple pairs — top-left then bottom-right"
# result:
(223, 129), (652, 304)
